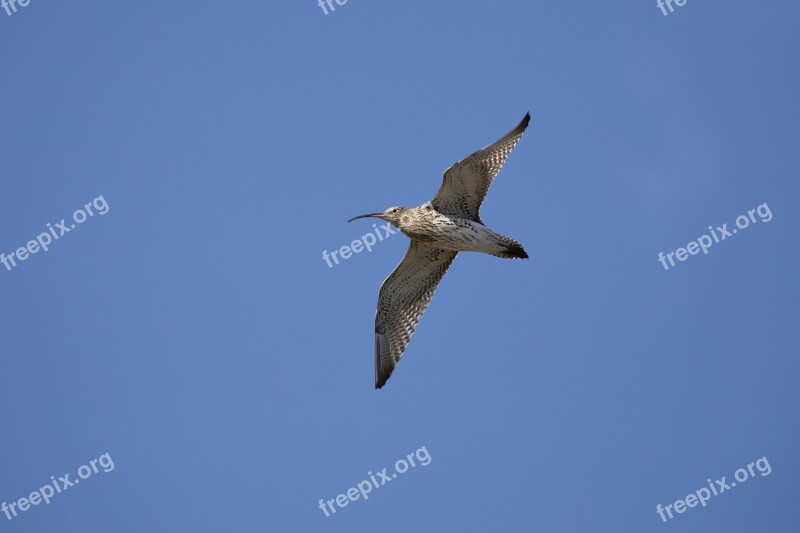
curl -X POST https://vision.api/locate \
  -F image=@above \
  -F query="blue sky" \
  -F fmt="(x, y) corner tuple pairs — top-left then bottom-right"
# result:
(1, 1), (798, 531)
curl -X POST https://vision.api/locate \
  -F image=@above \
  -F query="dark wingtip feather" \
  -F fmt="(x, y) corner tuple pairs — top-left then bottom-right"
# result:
(519, 112), (531, 131)
(375, 367), (392, 389)
(375, 333), (393, 389)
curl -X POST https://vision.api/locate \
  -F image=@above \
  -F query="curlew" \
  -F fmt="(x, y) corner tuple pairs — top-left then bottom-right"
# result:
(349, 113), (531, 388)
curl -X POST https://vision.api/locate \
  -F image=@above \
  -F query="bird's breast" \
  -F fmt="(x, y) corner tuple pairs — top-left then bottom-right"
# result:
(402, 215), (495, 251)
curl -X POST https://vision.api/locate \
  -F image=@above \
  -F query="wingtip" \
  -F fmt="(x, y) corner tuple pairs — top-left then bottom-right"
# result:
(375, 359), (393, 389)
(375, 333), (392, 390)
(520, 112), (531, 130)
(375, 370), (390, 389)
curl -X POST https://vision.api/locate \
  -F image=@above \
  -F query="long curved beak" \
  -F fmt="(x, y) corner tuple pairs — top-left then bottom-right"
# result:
(347, 213), (385, 223)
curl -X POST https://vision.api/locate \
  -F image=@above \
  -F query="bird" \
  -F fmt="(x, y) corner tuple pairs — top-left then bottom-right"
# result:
(349, 113), (531, 389)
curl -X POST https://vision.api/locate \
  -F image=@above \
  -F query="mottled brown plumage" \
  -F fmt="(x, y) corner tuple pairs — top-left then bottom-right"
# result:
(349, 113), (531, 388)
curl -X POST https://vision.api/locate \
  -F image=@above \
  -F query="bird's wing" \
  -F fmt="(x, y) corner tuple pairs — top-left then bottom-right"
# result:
(375, 241), (458, 388)
(431, 113), (530, 222)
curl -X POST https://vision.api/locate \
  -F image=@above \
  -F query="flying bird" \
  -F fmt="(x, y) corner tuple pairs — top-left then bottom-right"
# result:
(349, 113), (531, 388)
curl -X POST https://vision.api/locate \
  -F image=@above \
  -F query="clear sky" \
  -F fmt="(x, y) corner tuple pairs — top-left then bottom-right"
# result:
(1, 1), (798, 531)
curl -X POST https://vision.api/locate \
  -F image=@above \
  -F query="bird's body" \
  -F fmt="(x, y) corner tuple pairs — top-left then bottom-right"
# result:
(391, 202), (528, 258)
(349, 113), (532, 388)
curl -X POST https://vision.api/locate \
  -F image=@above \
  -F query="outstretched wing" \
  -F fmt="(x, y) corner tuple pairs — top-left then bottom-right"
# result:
(375, 241), (458, 388)
(431, 113), (530, 222)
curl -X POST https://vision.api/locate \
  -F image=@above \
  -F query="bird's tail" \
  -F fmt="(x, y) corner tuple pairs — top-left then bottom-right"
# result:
(490, 235), (529, 259)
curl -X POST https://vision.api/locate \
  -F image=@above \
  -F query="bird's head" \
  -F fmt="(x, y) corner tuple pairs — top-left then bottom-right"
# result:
(348, 206), (411, 228)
